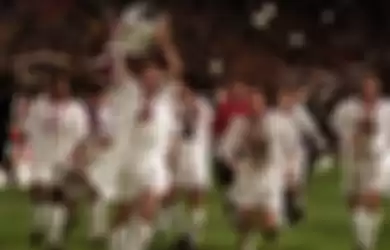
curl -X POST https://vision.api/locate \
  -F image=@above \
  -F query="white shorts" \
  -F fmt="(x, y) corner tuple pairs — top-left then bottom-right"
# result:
(342, 156), (390, 196)
(228, 161), (284, 222)
(115, 159), (171, 202)
(174, 145), (210, 190)
(88, 157), (123, 201)
(30, 162), (68, 186)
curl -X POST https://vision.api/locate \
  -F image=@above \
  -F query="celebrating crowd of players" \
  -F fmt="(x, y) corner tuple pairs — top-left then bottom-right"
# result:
(19, 2), (390, 250)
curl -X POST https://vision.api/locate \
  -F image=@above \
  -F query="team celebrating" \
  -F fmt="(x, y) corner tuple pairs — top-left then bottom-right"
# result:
(20, 2), (390, 250)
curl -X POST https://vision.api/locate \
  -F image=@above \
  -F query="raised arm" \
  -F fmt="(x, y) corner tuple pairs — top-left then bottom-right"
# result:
(155, 13), (183, 81)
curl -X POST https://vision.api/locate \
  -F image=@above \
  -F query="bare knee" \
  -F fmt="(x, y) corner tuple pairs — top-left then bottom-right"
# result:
(138, 190), (161, 221)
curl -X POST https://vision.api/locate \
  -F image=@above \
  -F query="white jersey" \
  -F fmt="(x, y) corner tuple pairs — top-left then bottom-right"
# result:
(24, 95), (89, 184)
(221, 111), (294, 222)
(128, 86), (176, 171)
(175, 96), (214, 188)
(331, 97), (390, 194)
(268, 109), (305, 182)
(115, 80), (177, 200)
(221, 111), (299, 174)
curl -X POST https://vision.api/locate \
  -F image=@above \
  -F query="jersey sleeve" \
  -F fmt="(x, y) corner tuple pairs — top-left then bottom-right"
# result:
(295, 105), (326, 150)
(23, 99), (40, 136)
(98, 105), (115, 138)
(219, 116), (247, 165)
(73, 102), (90, 142)
(267, 113), (297, 167)
(330, 99), (353, 138)
(374, 102), (390, 156)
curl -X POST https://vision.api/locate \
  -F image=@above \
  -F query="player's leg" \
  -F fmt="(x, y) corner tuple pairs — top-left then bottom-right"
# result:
(185, 187), (208, 245)
(235, 206), (259, 250)
(90, 196), (110, 243)
(351, 163), (385, 250)
(29, 183), (51, 247)
(284, 156), (306, 226)
(126, 188), (165, 250)
(180, 162), (210, 246)
(88, 165), (117, 245)
(45, 184), (73, 250)
(29, 166), (53, 247)
(158, 185), (183, 233)
(259, 183), (284, 248)
(110, 169), (137, 250)
(229, 175), (260, 250)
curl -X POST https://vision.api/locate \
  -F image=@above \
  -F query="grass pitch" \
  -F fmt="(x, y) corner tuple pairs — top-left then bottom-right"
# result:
(0, 169), (389, 250)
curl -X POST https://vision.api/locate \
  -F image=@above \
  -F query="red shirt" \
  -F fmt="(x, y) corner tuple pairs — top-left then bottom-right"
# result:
(214, 98), (251, 138)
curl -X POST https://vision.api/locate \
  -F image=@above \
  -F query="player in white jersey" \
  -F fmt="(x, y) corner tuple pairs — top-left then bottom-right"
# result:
(331, 72), (390, 250)
(273, 85), (309, 226)
(77, 84), (118, 247)
(24, 71), (89, 250)
(220, 89), (292, 250)
(161, 83), (213, 249)
(109, 54), (178, 250)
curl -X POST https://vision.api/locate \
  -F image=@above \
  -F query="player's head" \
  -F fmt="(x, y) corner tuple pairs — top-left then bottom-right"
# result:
(230, 80), (249, 100)
(48, 70), (71, 99)
(296, 84), (309, 103)
(215, 86), (228, 104)
(135, 49), (167, 92)
(181, 73), (198, 105)
(250, 88), (267, 114)
(277, 84), (298, 110)
(360, 70), (381, 101)
(85, 83), (105, 106)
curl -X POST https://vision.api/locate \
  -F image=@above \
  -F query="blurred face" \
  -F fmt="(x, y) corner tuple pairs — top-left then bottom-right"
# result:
(278, 89), (296, 110)
(215, 87), (228, 103)
(181, 86), (196, 107)
(50, 76), (70, 99)
(230, 81), (248, 100)
(361, 76), (380, 102)
(251, 91), (266, 114)
(95, 71), (110, 87)
(140, 64), (163, 93)
(296, 86), (308, 103)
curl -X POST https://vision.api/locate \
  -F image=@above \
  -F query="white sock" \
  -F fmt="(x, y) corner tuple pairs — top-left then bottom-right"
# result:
(353, 208), (382, 250)
(90, 199), (108, 238)
(47, 205), (68, 246)
(241, 231), (258, 250)
(188, 208), (206, 242)
(360, 210), (382, 249)
(126, 216), (154, 250)
(110, 226), (128, 250)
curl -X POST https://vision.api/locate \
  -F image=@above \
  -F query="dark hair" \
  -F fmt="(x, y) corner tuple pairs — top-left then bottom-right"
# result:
(358, 69), (382, 93)
(278, 83), (299, 95)
(51, 70), (71, 83)
(126, 46), (168, 76)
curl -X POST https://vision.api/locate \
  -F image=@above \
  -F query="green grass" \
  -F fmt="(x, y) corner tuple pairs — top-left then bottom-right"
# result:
(1, 169), (389, 250)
